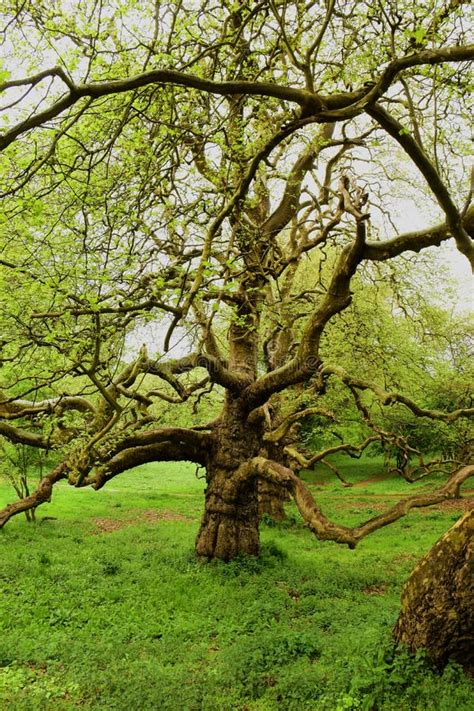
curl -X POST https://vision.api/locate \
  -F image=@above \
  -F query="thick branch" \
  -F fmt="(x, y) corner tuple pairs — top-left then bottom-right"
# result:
(252, 458), (474, 547)
(91, 440), (205, 490)
(363, 222), (451, 260)
(1, 45), (471, 151)
(0, 71), (310, 152)
(0, 422), (50, 448)
(105, 427), (211, 462)
(0, 396), (96, 420)
(145, 353), (245, 392)
(367, 103), (474, 267)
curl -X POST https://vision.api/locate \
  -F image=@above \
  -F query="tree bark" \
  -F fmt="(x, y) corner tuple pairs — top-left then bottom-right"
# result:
(195, 467), (260, 560)
(393, 510), (474, 671)
(258, 479), (288, 521)
(195, 398), (263, 560)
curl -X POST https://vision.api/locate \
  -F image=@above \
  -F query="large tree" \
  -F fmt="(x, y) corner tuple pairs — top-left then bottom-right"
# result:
(394, 505), (473, 671)
(0, 1), (473, 562)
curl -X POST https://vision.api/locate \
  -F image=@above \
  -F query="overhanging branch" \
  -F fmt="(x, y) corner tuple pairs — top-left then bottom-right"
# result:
(367, 103), (474, 267)
(322, 365), (474, 423)
(0, 422), (50, 449)
(1, 44), (472, 151)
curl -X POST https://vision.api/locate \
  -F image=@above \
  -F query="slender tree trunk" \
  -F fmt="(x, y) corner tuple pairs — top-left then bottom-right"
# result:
(393, 510), (474, 671)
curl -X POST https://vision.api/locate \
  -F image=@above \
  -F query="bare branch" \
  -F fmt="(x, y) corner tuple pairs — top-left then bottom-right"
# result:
(322, 365), (474, 423)
(367, 103), (474, 267)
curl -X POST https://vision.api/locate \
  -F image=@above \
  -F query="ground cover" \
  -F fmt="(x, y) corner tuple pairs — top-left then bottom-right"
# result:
(0, 458), (472, 710)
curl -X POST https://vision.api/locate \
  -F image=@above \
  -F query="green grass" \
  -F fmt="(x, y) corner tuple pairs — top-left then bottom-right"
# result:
(0, 458), (472, 710)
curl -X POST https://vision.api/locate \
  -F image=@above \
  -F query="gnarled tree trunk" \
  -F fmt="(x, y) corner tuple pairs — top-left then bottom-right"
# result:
(393, 509), (474, 671)
(195, 397), (263, 560)
(195, 467), (260, 560)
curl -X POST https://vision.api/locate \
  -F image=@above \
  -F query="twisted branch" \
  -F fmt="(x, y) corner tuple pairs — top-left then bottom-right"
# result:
(252, 458), (474, 548)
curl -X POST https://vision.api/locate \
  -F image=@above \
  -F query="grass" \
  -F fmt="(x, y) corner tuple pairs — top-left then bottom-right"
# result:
(0, 457), (472, 710)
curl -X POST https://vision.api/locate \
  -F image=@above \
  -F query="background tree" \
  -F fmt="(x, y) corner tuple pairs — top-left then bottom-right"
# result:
(0, 0), (472, 568)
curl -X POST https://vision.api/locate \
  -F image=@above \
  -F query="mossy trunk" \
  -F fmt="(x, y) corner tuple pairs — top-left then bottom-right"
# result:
(195, 468), (260, 560)
(258, 479), (288, 521)
(393, 510), (474, 671)
(195, 398), (262, 560)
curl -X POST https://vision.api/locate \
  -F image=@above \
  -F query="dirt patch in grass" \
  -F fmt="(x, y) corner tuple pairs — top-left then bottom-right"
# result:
(352, 474), (389, 487)
(92, 518), (127, 534)
(92, 508), (190, 534)
(418, 497), (473, 514)
(139, 508), (189, 522)
(363, 584), (387, 596)
(331, 498), (395, 513)
(306, 473), (390, 489)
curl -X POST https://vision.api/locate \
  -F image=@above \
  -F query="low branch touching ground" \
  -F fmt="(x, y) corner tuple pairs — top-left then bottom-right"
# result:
(0, 462), (68, 528)
(252, 458), (474, 548)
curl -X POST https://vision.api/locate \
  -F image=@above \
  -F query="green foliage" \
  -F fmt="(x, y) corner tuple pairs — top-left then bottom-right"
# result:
(345, 642), (473, 711)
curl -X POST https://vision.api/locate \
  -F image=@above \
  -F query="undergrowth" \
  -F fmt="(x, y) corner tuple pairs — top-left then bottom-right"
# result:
(0, 458), (472, 710)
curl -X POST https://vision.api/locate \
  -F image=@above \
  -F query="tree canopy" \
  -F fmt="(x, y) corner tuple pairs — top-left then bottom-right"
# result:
(0, 0), (473, 559)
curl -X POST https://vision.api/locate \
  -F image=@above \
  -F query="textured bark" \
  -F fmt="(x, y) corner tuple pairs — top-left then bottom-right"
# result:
(393, 510), (474, 670)
(195, 397), (262, 560)
(258, 479), (288, 521)
(195, 468), (260, 560)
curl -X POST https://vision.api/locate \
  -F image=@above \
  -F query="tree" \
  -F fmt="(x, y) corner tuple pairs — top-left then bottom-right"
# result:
(394, 503), (473, 671)
(0, 1), (473, 562)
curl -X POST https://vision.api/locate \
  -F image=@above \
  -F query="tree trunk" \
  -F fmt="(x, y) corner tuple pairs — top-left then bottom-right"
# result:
(195, 400), (262, 560)
(393, 509), (474, 671)
(195, 468), (260, 560)
(258, 479), (288, 521)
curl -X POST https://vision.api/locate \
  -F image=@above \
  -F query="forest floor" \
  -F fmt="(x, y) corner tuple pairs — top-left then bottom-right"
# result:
(0, 457), (473, 710)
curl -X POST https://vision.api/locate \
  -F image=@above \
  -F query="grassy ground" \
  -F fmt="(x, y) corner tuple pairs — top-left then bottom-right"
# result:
(0, 457), (473, 710)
